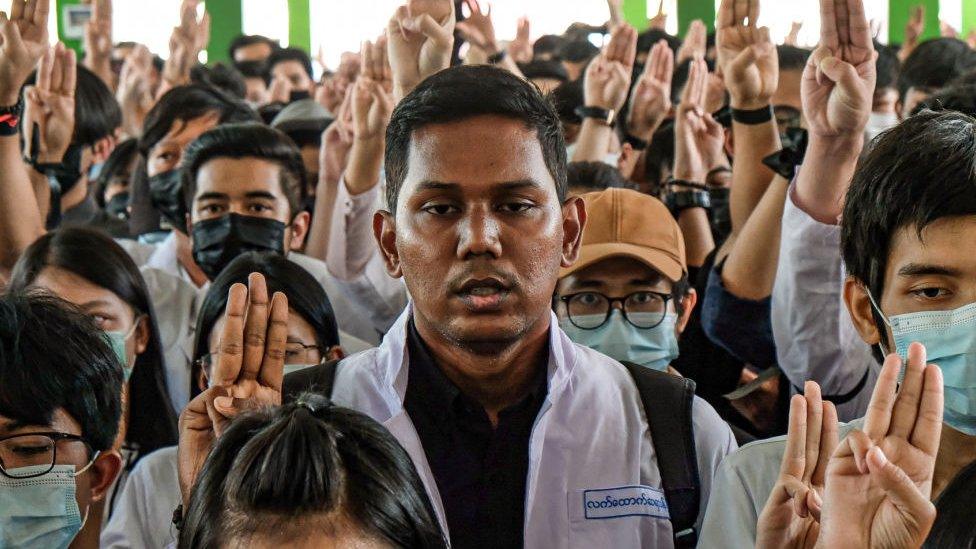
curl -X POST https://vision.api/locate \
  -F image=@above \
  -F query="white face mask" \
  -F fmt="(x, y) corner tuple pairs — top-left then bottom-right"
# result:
(866, 111), (899, 142)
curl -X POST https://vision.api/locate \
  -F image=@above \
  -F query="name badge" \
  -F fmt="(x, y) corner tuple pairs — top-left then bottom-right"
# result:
(580, 485), (670, 520)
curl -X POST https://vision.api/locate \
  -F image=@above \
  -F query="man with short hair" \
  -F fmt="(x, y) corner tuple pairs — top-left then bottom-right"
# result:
(267, 47), (315, 101)
(0, 292), (124, 549)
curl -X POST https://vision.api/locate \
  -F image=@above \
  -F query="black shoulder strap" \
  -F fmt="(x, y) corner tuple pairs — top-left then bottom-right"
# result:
(621, 362), (700, 549)
(282, 359), (341, 402)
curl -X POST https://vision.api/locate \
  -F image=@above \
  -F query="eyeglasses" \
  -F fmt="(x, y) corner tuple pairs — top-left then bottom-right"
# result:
(195, 341), (323, 373)
(560, 291), (673, 330)
(0, 432), (93, 479)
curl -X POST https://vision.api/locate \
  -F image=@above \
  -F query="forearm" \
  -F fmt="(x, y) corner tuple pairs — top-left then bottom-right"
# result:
(571, 119), (613, 163)
(0, 135), (46, 271)
(677, 207), (715, 268)
(794, 135), (863, 224)
(27, 167), (51, 222)
(85, 56), (114, 91)
(345, 138), (384, 196)
(722, 174), (788, 300)
(303, 175), (339, 262)
(728, 113), (781, 236)
(326, 179), (382, 281)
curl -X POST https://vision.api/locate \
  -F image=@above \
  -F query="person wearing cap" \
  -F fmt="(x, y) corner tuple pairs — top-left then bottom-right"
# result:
(556, 188), (696, 373)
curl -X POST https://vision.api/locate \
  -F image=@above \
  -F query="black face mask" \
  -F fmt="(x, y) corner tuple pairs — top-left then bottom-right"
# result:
(48, 143), (84, 195)
(105, 192), (130, 221)
(289, 89), (311, 103)
(709, 187), (732, 244)
(191, 213), (287, 280)
(148, 169), (188, 233)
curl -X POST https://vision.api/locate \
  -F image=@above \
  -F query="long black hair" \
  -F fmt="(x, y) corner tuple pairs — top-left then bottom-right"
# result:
(6, 228), (178, 458)
(179, 393), (447, 548)
(190, 252), (340, 399)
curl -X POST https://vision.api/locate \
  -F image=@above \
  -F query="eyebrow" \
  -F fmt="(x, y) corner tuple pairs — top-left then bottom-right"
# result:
(195, 192), (229, 202)
(413, 179), (546, 194)
(0, 418), (34, 433)
(244, 191), (278, 201)
(77, 299), (115, 311)
(897, 263), (963, 278)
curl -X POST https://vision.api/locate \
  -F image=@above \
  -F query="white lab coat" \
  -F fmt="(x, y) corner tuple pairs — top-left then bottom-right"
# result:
(329, 307), (738, 547)
(100, 446), (181, 549)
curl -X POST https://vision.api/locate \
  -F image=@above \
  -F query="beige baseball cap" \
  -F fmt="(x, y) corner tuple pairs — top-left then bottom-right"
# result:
(561, 188), (687, 282)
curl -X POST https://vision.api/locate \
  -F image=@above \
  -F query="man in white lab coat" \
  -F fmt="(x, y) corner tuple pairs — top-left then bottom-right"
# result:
(186, 61), (736, 548)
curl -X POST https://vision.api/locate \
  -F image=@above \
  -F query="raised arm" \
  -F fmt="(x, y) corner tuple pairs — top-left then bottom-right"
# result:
(387, 0), (455, 102)
(572, 24), (635, 163)
(83, 0), (113, 89)
(455, 0), (524, 78)
(0, 0), (51, 272)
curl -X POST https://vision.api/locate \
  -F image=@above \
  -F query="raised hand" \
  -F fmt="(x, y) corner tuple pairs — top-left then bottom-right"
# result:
(716, 0), (778, 111)
(756, 382), (837, 549)
(508, 16), (532, 64)
(0, 0), (51, 105)
(627, 39), (673, 140)
(116, 44), (155, 137)
(361, 35), (393, 93)
(816, 343), (942, 549)
(785, 21), (803, 46)
(352, 77), (394, 142)
(456, 0), (499, 55)
(83, 0), (112, 85)
(387, 0), (455, 101)
(162, 0), (210, 88)
(673, 56), (725, 182)
(268, 74), (293, 104)
(583, 55), (630, 112)
(899, 6), (925, 61)
(802, 0), (876, 140)
(604, 22), (637, 75)
(676, 19), (707, 65)
(23, 43), (75, 164)
(177, 273), (288, 504)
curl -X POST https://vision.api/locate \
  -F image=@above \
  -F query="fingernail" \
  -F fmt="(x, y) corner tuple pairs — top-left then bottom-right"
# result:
(869, 446), (887, 466)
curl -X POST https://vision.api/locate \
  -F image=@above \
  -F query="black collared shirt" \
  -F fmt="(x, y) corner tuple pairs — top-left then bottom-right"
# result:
(403, 321), (549, 549)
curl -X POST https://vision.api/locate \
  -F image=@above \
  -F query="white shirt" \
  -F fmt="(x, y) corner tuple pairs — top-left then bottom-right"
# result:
(330, 307), (738, 547)
(100, 446), (181, 549)
(771, 186), (879, 421)
(698, 419), (863, 548)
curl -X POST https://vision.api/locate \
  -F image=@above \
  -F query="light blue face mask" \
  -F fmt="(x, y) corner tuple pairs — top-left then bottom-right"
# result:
(868, 294), (976, 435)
(0, 462), (96, 549)
(560, 310), (680, 371)
(104, 320), (139, 382)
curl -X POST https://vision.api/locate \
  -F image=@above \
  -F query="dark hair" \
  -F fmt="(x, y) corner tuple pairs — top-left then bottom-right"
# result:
(567, 161), (627, 192)
(26, 63), (122, 146)
(841, 110), (976, 356)
(0, 292), (123, 452)
(385, 65), (567, 212)
(130, 84), (260, 236)
(6, 228), (178, 456)
(191, 63), (247, 99)
(924, 459), (976, 548)
(533, 34), (566, 59)
(190, 252), (340, 398)
(180, 122), (308, 218)
(268, 47), (314, 79)
(179, 393), (448, 548)
(236, 59), (271, 86)
(777, 45), (811, 72)
(914, 85), (976, 118)
(93, 137), (138, 208)
(636, 29), (681, 56)
(643, 121), (675, 196)
(898, 38), (976, 102)
(875, 42), (900, 92)
(559, 40), (599, 64)
(672, 274), (692, 316)
(551, 77), (584, 125)
(671, 57), (718, 105)
(949, 68), (976, 88)
(518, 59), (569, 83)
(228, 34), (278, 61)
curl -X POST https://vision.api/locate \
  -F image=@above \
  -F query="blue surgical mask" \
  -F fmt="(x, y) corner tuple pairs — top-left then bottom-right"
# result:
(104, 320), (139, 382)
(0, 463), (95, 549)
(869, 294), (976, 435)
(560, 310), (680, 371)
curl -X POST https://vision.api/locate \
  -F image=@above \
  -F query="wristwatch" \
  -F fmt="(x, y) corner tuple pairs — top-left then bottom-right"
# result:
(666, 190), (711, 215)
(0, 95), (24, 137)
(574, 106), (616, 127)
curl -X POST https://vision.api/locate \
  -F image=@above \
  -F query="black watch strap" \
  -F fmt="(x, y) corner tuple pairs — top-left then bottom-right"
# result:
(574, 106), (615, 126)
(0, 95), (24, 137)
(666, 190), (711, 215)
(731, 105), (774, 125)
(624, 133), (649, 151)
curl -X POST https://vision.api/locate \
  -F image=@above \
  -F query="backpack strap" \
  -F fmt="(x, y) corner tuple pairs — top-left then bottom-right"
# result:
(282, 359), (341, 402)
(620, 362), (701, 548)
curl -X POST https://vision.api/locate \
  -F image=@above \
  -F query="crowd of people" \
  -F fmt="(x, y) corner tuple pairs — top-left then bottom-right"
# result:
(1, 0), (975, 546)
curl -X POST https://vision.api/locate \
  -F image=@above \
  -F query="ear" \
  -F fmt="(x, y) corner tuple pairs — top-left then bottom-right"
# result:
(560, 196), (586, 268)
(87, 450), (123, 503)
(843, 276), (884, 346)
(374, 210), (403, 278)
(326, 345), (346, 361)
(723, 127), (735, 158)
(92, 136), (116, 164)
(288, 210), (311, 250)
(133, 315), (150, 356)
(675, 288), (697, 335)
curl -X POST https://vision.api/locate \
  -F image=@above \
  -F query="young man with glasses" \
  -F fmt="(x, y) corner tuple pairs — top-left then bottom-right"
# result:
(0, 292), (123, 548)
(556, 188), (697, 374)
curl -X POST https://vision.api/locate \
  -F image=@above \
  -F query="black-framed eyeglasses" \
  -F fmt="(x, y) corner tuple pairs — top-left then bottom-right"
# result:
(195, 342), (323, 373)
(560, 291), (673, 330)
(0, 432), (94, 479)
